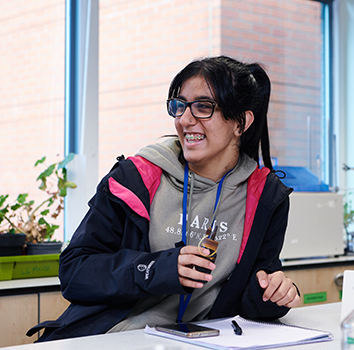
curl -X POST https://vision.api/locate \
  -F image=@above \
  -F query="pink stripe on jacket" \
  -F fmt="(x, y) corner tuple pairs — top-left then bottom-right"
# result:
(108, 156), (269, 263)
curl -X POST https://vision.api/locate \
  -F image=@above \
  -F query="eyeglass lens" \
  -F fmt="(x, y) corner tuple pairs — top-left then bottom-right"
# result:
(168, 99), (214, 118)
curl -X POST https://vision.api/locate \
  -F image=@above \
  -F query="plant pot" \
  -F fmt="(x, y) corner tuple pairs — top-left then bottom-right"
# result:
(0, 233), (26, 256)
(0, 254), (60, 280)
(27, 242), (63, 255)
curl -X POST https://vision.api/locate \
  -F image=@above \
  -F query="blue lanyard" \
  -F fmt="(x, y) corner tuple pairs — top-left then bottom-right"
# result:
(177, 162), (231, 323)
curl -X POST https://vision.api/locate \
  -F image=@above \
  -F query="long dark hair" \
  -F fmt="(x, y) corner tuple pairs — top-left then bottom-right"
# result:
(168, 56), (273, 170)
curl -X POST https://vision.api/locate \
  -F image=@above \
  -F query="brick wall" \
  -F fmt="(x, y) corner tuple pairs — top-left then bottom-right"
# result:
(99, 0), (323, 176)
(0, 0), (324, 241)
(219, 0), (323, 169)
(99, 0), (223, 175)
(0, 1), (65, 240)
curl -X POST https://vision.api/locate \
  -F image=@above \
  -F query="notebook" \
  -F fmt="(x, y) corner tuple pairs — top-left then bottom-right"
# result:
(341, 270), (354, 322)
(145, 315), (333, 350)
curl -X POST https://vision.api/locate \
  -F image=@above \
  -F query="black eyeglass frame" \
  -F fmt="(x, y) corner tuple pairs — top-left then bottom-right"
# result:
(166, 98), (219, 119)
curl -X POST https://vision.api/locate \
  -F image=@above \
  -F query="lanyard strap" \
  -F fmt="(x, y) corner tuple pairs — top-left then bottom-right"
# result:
(181, 162), (189, 244)
(177, 162), (231, 323)
(177, 163), (191, 323)
(209, 167), (233, 234)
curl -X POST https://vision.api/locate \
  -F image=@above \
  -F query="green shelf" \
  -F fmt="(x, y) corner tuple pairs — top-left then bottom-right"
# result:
(0, 254), (60, 281)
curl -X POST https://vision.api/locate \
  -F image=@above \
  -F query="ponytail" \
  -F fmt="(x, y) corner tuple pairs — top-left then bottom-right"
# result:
(240, 63), (273, 170)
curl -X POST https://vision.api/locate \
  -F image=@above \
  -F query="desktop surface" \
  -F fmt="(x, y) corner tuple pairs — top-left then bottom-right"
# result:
(1, 302), (342, 350)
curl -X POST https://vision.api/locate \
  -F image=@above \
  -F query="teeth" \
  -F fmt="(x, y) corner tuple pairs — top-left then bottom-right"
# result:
(185, 133), (205, 141)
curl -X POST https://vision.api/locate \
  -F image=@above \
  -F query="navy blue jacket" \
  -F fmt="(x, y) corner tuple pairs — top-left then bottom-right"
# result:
(27, 156), (293, 341)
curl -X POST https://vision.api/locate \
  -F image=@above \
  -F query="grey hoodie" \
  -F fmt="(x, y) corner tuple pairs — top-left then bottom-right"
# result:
(108, 137), (257, 332)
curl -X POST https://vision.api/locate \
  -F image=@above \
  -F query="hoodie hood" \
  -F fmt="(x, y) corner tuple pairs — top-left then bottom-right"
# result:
(136, 137), (186, 191)
(136, 137), (257, 193)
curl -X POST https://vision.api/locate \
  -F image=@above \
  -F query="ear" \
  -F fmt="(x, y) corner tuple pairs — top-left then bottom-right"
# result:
(234, 111), (254, 136)
(244, 110), (254, 132)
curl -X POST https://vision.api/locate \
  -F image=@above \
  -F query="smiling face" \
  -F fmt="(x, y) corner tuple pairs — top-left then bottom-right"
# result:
(174, 75), (241, 181)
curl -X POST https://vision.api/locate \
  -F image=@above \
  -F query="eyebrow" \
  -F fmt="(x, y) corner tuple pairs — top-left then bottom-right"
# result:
(177, 95), (215, 102)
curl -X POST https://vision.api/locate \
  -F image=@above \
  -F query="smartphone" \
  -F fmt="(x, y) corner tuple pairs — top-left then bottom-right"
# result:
(155, 323), (219, 338)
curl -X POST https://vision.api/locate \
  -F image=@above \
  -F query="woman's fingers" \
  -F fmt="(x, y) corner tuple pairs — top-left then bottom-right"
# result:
(177, 245), (216, 288)
(256, 270), (300, 308)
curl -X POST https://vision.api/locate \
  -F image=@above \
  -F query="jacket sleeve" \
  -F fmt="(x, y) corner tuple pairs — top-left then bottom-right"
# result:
(59, 168), (188, 305)
(237, 195), (293, 320)
(209, 186), (295, 321)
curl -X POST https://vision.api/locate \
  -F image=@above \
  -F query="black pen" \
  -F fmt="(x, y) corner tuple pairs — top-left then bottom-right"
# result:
(231, 320), (242, 335)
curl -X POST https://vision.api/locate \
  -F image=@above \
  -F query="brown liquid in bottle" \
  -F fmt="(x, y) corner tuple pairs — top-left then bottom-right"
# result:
(195, 227), (219, 283)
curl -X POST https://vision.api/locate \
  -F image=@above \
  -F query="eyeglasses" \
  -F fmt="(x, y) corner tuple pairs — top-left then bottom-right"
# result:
(166, 98), (218, 119)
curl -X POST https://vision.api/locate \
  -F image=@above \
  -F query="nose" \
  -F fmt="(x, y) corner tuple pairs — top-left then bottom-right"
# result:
(178, 105), (197, 127)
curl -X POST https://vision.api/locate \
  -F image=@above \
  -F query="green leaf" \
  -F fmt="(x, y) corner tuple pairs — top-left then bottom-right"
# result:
(0, 195), (9, 208)
(45, 224), (60, 239)
(59, 188), (67, 197)
(34, 156), (46, 167)
(40, 209), (50, 216)
(36, 164), (56, 181)
(38, 179), (47, 191)
(61, 167), (67, 182)
(0, 206), (9, 216)
(0, 206), (9, 224)
(65, 181), (77, 189)
(58, 178), (77, 197)
(38, 217), (48, 226)
(11, 203), (22, 211)
(57, 153), (75, 170)
(17, 193), (28, 204)
(36, 163), (56, 191)
(58, 177), (65, 190)
(58, 182), (77, 197)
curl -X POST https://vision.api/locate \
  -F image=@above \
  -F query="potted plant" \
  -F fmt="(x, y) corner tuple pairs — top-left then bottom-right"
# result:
(0, 229), (26, 256)
(0, 153), (76, 255)
(344, 194), (354, 254)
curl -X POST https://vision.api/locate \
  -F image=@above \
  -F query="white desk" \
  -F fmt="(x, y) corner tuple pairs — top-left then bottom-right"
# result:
(0, 277), (60, 292)
(1, 302), (342, 350)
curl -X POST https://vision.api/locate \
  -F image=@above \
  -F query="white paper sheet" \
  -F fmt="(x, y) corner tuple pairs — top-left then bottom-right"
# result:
(145, 316), (333, 350)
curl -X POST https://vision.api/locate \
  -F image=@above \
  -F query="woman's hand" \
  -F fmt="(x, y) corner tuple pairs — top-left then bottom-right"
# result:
(177, 245), (216, 288)
(256, 270), (300, 308)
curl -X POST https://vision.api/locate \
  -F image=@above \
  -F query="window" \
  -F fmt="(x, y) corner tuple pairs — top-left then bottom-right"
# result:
(98, 0), (331, 189)
(0, 1), (65, 241)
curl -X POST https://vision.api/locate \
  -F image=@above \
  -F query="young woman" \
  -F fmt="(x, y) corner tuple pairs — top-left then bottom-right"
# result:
(28, 56), (300, 342)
